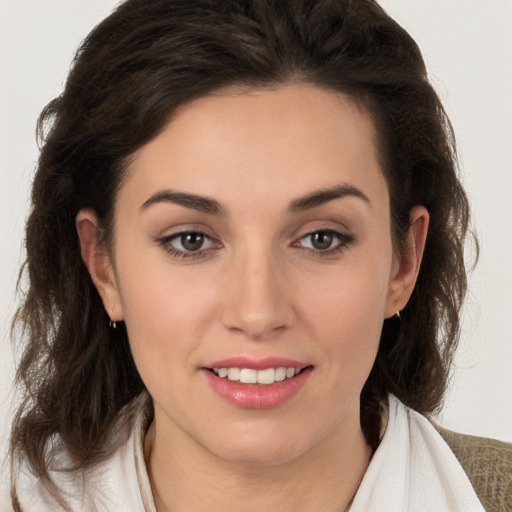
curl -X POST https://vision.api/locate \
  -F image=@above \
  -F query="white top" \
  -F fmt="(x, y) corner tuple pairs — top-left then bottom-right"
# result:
(350, 396), (484, 512)
(14, 394), (484, 512)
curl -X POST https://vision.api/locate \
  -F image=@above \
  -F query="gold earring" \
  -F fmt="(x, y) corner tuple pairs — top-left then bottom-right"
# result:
(395, 310), (401, 320)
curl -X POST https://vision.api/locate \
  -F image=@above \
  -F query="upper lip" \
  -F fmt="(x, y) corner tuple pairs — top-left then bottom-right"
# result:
(204, 356), (311, 371)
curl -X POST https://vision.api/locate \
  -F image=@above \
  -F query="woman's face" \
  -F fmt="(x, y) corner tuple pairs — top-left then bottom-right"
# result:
(87, 84), (422, 465)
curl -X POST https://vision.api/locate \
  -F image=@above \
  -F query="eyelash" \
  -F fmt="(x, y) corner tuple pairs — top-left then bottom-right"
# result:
(157, 229), (354, 260)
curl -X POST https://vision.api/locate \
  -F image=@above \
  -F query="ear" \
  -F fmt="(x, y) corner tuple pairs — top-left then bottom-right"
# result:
(385, 205), (429, 318)
(76, 209), (123, 322)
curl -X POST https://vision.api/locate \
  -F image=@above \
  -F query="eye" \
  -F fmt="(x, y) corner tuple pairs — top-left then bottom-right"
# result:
(160, 231), (216, 256)
(174, 232), (211, 251)
(297, 230), (353, 252)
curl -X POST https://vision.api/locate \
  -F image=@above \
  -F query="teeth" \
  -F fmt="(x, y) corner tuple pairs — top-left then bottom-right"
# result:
(213, 366), (302, 385)
(227, 368), (240, 381)
(239, 368), (257, 384)
(257, 368), (275, 385)
(274, 367), (286, 382)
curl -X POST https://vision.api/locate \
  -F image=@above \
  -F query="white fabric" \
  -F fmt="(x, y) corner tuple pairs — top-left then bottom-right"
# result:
(350, 395), (484, 512)
(14, 394), (484, 512)
(15, 410), (149, 512)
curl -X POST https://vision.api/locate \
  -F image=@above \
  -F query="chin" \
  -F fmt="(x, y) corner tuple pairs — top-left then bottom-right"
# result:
(200, 421), (317, 467)
(216, 442), (305, 467)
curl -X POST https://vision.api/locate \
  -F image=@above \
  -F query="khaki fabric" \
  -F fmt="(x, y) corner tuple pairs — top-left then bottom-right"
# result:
(434, 425), (512, 512)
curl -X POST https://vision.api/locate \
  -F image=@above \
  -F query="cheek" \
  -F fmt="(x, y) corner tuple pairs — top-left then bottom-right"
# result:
(114, 250), (218, 383)
(299, 250), (392, 367)
(307, 282), (385, 350)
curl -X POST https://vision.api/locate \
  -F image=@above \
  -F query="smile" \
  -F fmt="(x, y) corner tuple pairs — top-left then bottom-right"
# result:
(211, 367), (302, 385)
(204, 361), (313, 408)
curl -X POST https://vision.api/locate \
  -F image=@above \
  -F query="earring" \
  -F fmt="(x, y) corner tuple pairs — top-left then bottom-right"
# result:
(395, 310), (401, 320)
(109, 307), (117, 329)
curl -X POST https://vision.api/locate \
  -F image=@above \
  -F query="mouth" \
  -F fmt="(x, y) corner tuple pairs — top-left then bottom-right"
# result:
(202, 357), (313, 408)
(208, 366), (311, 385)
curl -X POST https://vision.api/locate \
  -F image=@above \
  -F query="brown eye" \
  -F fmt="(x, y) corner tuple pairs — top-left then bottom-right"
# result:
(180, 233), (205, 251)
(296, 230), (354, 253)
(310, 231), (334, 250)
(165, 231), (214, 253)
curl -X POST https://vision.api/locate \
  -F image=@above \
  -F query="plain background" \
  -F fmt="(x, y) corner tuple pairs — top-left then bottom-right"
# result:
(1, 0), (511, 504)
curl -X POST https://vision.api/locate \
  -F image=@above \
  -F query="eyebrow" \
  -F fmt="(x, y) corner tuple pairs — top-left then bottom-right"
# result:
(140, 183), (371, 216)
(140, 190), (226, 215)
(289, 184), (371, 212)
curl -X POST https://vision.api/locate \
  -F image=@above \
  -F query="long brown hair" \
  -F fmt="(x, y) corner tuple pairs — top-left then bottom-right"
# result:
(11, 0), (475, 507)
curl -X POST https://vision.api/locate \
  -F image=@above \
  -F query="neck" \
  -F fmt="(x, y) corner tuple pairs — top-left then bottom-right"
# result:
(145, 406), (372, 512)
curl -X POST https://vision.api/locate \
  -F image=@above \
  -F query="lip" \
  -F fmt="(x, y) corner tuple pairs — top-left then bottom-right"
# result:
(202, 356), (313, 409)
(204, 356), (310, 371)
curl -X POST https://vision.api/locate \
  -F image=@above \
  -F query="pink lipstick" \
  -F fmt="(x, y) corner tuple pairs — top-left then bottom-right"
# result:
(202, 356), (313, 409)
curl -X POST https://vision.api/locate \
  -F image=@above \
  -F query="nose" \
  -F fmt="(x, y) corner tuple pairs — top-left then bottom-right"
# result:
(221, 247), (295, 340)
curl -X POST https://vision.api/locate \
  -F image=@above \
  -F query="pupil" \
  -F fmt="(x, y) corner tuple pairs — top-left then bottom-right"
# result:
(182, 233), (204, 251)
(312, 232), (333, 250)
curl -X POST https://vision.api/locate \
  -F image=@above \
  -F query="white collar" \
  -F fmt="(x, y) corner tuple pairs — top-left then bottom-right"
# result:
(349, 395), (484, 512)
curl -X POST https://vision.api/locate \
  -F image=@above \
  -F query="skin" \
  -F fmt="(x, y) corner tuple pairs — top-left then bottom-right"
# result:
(77, 83), (428, 512)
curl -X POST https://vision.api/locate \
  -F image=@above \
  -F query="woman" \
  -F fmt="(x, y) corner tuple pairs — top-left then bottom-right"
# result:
(9, 0), (511, 511)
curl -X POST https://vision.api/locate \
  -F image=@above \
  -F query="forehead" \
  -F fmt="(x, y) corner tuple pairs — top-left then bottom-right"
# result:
(121, 83), (388, 213)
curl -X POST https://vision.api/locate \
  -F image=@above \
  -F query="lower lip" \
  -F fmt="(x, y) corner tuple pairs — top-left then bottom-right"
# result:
(203, 367), (313, 409)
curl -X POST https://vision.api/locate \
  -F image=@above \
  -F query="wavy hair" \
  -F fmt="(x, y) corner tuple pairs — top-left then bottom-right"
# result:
(10, 0), (475, 507)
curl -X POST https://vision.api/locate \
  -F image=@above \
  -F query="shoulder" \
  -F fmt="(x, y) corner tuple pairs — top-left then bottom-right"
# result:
(433, 423), (512, 512)
(14, 396), (149, 511)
